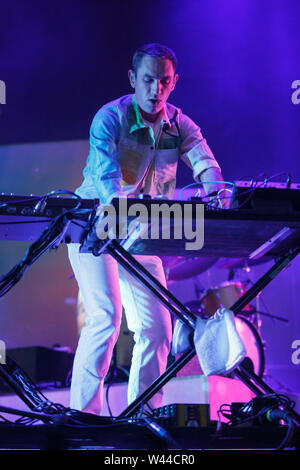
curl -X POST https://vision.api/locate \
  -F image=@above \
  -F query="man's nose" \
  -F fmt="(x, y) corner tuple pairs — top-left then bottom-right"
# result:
(151, 80), (162, 96)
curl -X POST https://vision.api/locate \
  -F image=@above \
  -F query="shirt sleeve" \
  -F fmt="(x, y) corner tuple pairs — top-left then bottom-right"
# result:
(179, 113), (221, 181)
(86, 106), (127, 204)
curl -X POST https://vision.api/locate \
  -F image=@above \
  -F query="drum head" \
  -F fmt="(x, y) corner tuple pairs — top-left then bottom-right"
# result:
(199, 281), (251, 317)
(235, 315), (265, 378)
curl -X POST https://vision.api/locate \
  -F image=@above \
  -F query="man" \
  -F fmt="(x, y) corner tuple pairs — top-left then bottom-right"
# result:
(68, 43), (225, 415)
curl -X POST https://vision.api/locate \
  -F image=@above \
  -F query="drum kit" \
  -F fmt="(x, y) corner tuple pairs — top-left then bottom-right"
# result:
(76, 254), (287, 380)
(161, 255), (288, 379)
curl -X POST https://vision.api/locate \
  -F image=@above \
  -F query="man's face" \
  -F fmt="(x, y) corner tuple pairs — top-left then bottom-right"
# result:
(129, 55), (178, 121)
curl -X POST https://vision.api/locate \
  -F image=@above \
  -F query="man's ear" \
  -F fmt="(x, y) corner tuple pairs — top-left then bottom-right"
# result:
(171, 73), (179, 91)
(128, 69), (136, 89)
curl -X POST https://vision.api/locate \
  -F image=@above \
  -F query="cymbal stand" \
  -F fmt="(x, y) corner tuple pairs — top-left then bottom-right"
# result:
(254, 291), (262, 332)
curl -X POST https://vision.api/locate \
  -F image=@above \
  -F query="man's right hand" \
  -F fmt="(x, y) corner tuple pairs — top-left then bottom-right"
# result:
(95, 202), (117, 241)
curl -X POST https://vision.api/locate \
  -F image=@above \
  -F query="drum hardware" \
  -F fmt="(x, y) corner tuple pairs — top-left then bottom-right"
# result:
(255, 290), (262, 332)
(194, 281), (253, 318)
(212, 268), (289, 327)
(247, 309), (288, 323)
(215, 257), (270, 271)
(161, 256), (218, 283)
(165, 261), (288, 379)
(181, 279), (288, 378)
(235, 282), (288, 325)
(181, 280), (266, 379)
(118, 245), (300, 423)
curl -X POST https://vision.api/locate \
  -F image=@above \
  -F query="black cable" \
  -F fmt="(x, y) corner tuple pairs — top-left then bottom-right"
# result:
(216, 393), (297, 449)
(0, 190), (84, 297)
(141, 417), (183, 449)
(105, 362), (130, 418)
(203, 171), (296, 211)
(32, 189), (82, 214)
(0, 220), (52, 225)
(1, 355), (160, 428)
(70, 220), (88, 229)
(105, 381), (114, 418)
(0, 196), (43, 206)
(266, 408), (295, 450)
(232, 171), (296, 210)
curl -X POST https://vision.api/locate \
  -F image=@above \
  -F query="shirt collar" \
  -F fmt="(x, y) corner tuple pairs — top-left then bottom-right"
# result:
(128, 95), (171, 133)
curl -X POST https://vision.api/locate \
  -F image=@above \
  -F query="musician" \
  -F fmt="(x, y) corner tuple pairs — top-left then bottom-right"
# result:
(67, 43), (225, 415)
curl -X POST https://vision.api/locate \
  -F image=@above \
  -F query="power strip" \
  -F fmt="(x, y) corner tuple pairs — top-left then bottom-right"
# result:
(152, 403), (213, 427)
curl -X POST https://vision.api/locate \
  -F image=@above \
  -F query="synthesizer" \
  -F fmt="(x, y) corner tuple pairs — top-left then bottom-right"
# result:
(0, 194), (98, 243)
(0, 188), (300, 259)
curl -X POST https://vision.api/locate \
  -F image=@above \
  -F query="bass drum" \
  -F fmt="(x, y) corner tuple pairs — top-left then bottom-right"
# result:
(175, 314), (265, 378)
(198, 281), (252, 317)
(234, 315), (265, 378)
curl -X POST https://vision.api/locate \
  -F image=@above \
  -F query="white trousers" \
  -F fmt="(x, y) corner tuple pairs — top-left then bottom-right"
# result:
(67, 244), (172, 415)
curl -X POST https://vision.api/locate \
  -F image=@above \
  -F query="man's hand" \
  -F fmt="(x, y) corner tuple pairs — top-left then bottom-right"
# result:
(95, 202), (117, 241)
(95, 200), (150, 250)
(199, 167), (231, 209)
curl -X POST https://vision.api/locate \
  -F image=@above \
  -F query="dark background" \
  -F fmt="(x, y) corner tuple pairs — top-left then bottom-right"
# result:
(1, 0), (299, 186)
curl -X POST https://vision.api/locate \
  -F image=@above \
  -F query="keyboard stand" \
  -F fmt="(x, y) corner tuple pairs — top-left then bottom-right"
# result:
(95, 238), (300, 426)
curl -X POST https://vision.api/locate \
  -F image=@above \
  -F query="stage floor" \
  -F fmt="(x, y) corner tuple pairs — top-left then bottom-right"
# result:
(0, 375), (299, 450)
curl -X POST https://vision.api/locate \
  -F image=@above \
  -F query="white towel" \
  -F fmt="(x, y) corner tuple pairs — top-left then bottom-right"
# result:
(171, 320), (194, 355)
(193, 308), (246, 376)
(172, 308), (246, 376)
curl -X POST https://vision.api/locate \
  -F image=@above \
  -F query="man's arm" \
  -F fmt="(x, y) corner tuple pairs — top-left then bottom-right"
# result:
(179, 113), (229, 207)
(87, 106), (127, 204)
(198, 166), (230, 208)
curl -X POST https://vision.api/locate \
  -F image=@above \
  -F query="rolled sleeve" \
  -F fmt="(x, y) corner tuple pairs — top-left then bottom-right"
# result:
(179, 114), (220, 181)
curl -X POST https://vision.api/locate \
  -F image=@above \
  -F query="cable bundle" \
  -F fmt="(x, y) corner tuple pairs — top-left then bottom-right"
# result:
(217, 393), (296, 450)
(0, 190), (84, 297)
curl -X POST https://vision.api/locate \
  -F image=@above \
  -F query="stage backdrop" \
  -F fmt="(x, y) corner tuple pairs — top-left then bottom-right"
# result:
(0, 0), (299, 392)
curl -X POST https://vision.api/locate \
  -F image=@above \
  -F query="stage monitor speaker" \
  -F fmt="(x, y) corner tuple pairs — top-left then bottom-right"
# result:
(0, 346), (74, 392)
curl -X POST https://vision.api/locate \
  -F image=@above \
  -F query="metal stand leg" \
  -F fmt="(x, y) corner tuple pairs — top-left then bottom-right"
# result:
(0, 355), (51, 410)
(119, 348), (197, 418)
(1, 230), (299, 427)
(234, 362), (300, 426)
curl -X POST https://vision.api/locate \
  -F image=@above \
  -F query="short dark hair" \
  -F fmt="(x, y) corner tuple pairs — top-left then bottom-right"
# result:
(132, 43), (177, 74)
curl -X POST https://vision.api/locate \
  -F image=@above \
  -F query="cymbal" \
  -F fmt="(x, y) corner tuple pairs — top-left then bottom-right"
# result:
(161, 256), (218, 281)
(215, 257), (270, 270)
(184, 299), (204, 313)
